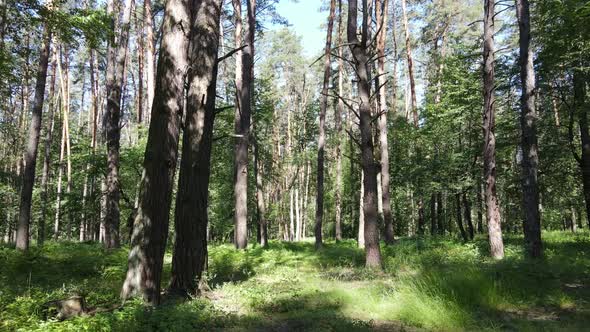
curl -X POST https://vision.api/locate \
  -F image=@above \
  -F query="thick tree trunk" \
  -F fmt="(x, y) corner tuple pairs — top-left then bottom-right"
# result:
(105, 0), (134, 249)
(15, 27), (52, 250)
(233, 0), (255, 249)
(348, 0), (382, 268)
(376, 0), (394, 244)
(400, 0), (417, 126)
(516, 0), (542, 258)
(455, 193), (468, 242)
(121, 0), (190, 305)
(315, 0), (335, 249)
(169, 0), (222, 295)
(483, 0), (504, 259)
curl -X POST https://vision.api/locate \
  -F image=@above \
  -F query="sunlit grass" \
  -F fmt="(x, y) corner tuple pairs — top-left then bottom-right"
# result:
(1, 231), (589, 331)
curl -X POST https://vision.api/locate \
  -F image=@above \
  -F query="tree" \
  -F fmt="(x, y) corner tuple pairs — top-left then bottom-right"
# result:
(233, 0), (256, 250)
(516, 0), (542, 258)
(121, 0), (191, 305)
(15, 24), (52, 250)
(315, 0), (335, 249)
(169, 0), (222, 296)
(104, 0), (134, 249)
(483, 0), (504, 259)
(348, 0), (382, 268)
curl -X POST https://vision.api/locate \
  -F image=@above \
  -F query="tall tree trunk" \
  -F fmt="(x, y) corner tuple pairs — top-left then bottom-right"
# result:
(315, 0), (335, 249)
(144, 0), (155, 122)
(376, 0), (394, 244)
(169, 0), (222, 295)
(121, 0), (190, 305)
(348, 0), (382, 268)
(516, 0), (542, 258)
(476, 182), (483, 233)
(358, 170), (365, 248)
(400, 0), (417, 126)
(39, 46), (58, 245)
(334, 0), (344, 242)
(105, 0), (134, 249)
(233, 0), (255, 249)
(436, 192), (444, 234)
(455, 193), (468, 242)
(483, 0), (504, 259)
(254, 135), (267, 247)
(574, 71), (590, 229)
(15, 27), (52, 250)
(417, 198), (424, 235)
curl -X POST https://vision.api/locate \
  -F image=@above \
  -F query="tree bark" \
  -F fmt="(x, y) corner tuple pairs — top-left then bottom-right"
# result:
(376, 0), (394, 244)
(483, 0), (504, 259)
(516, 0), (542, 258)
(121, 0), (190, 305)
(144, 0), (155, 121)
(462, 192), (474, 240)
(348, 0), (382, 268)
(315, 0), (335, 248)
(358, 170), (365, 248)
(574, 71), (590, 230)
(254, 135), (268, 247)
(233, 0), (255, 249)
(105, 0), (134, 249)
(430, 193), (437, 236)
(16, 26), (52, 250)
(169, 0), (222, 295)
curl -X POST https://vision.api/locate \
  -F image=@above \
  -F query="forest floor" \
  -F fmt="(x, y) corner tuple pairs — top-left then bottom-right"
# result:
(1, 231), (590, 331)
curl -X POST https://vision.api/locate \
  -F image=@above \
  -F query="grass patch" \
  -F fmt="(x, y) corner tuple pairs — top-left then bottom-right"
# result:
(1, 231), (590, 331)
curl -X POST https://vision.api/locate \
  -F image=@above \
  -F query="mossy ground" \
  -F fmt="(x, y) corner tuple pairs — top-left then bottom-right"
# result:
(1, 231), (589, 331)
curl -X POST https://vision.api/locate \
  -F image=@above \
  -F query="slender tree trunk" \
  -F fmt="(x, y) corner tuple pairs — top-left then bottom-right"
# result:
(463, 192), (474, 240)
(476, 182), (483, 233)
(233, 0), (255, 249)
(483, 0), (504, 259)
(376, 0), (394, 244)
(333, 0), (344, 242)
(169, 0), (222, 295)
(144, 0), (155, 121)
(455, 193), (468, 242)
(437, 192), (444, 234)
(348, 0), (382, 268)
(400, 0), (417, 126)
(15, 27), (52, 250)
(105, 0), (134, 249)
(516, 0), (542, 258)
(315, 0), (335, 248)
(254, 136), (267, 247)
(39, 47), (58, 245)
(358, 170), (365, 248)
(430, 193), (437, 236)
(54, 123), (65, 239)
(121, 0), (190, 305)
(417, 198), (424, 235)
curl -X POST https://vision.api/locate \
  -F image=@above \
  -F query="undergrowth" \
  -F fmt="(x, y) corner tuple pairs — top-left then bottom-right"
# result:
(1, 231), (589, 331)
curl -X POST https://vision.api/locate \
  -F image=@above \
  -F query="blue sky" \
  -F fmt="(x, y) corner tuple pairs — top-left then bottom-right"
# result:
(272, 0), (327, 57)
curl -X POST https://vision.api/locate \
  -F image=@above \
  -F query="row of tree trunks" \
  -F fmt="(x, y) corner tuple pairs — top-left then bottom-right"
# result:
(121, 0), (191, 305)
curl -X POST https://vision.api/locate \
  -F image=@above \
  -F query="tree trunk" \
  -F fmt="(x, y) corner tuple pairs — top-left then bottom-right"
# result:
(483, 0), (504, 259)
(463, 192), (474, 240)
(315, 0), (335, 249)
(417, 198), (425, 235)
(254, 136), (267, 247)
(144, 0), (155, 122)
(436, 192), (444, 234)
(169, 0), (222, 295)
(121, 0), (190, 305)
(376, 0), (394, 244)
(105, 0), (134, 249)
(333, 0), (344, 242)
(358, 170), (365, 248)
(573, 71), (590, 229)
(455, 193), (468, 242)
(233, 0), (255, 250)
(400, 0), (417, 126)
(516, 0), (542, 258)
(430, 193), (437, 236)
(348, 0), (382, 268)
(15, 26), (52, 250)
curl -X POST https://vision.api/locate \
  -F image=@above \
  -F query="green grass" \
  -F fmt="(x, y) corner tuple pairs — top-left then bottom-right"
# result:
(1, 231), (590, 331)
